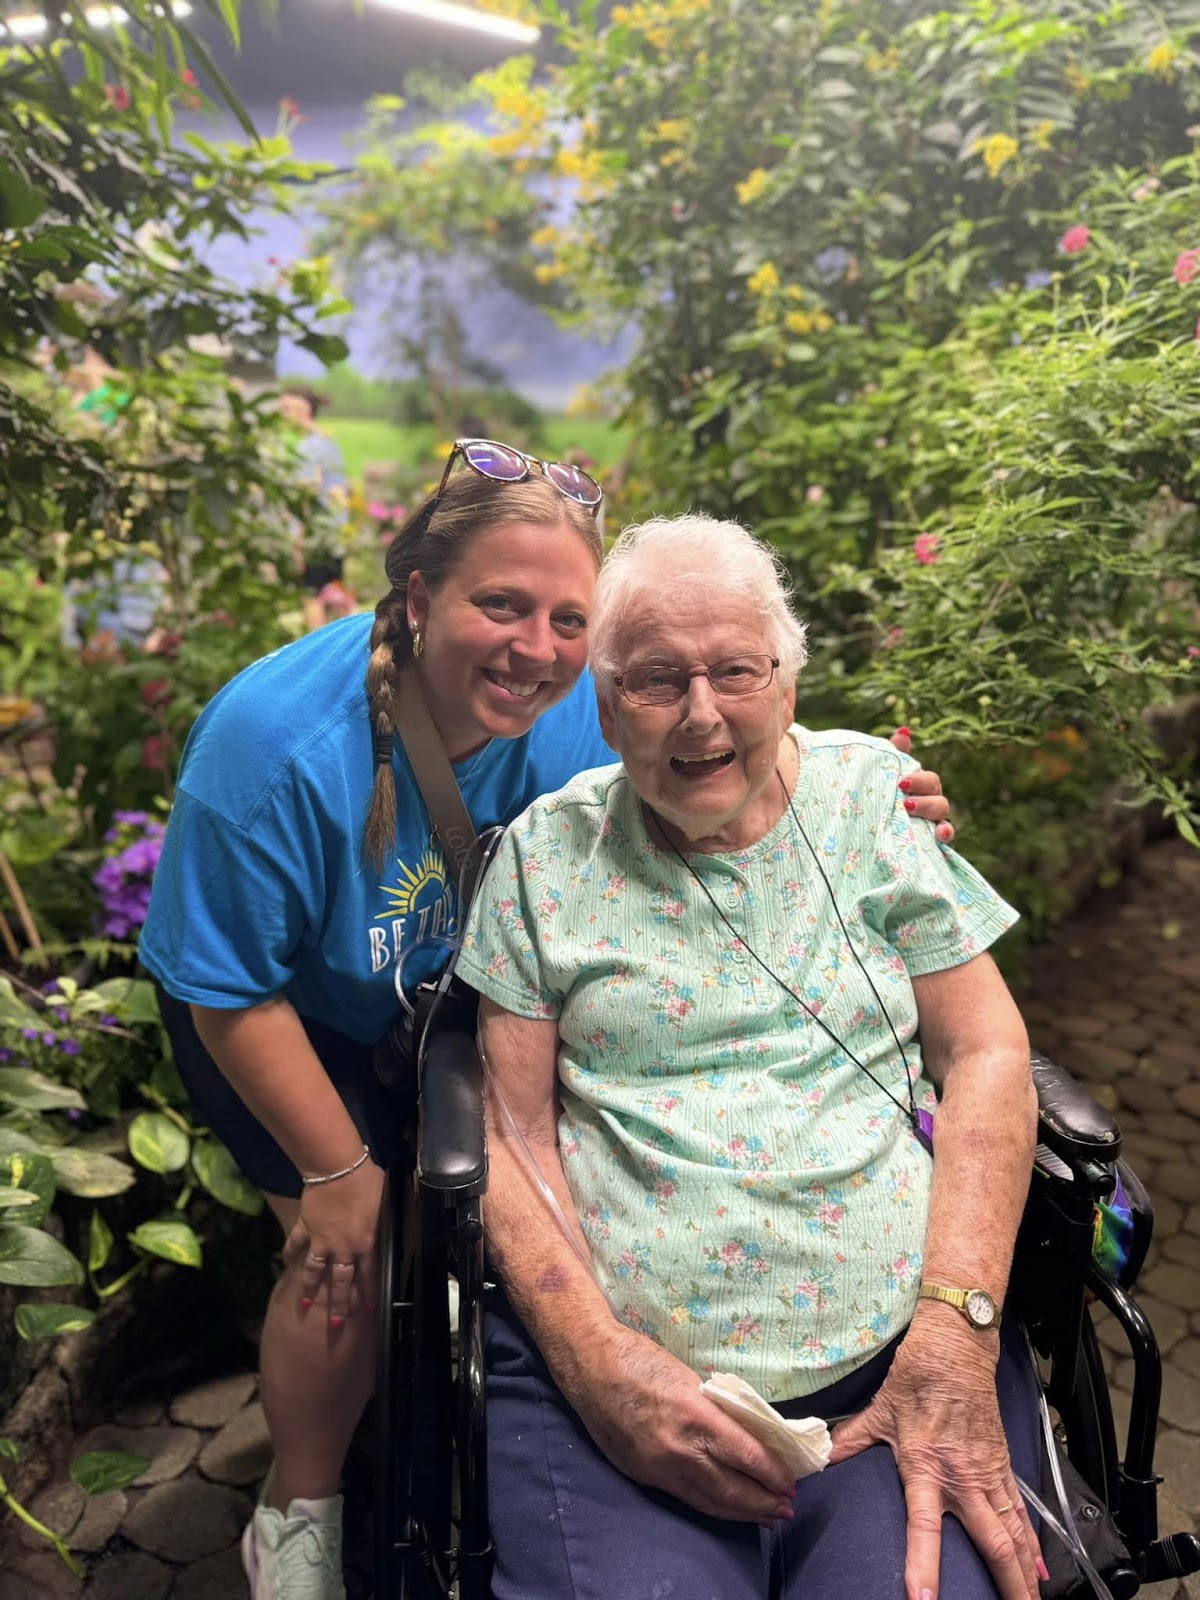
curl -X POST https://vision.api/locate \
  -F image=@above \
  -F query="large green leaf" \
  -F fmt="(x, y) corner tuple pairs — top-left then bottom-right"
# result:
(69, 1450), (150, 1495)
(50, 1148), (136, 1199)
(0, 1067), (86, 1114)
(0, 1225), (85, 1287)
(88, 978), (162, 1025)
(15, 1302), (96, 1341)
(129, 1218), (202, 1268)
(88, 1207), (114, 1274)
(0, 977), (42, 1031)
(0, 1189), (40, 1211)
(127, 1111), (189, 1174)
(0, 1152), (55, 1227)
(191, 1138), (263, 1216)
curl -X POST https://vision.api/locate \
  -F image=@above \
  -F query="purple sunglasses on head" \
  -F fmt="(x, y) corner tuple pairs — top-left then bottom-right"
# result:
(434, 437), (604, 511)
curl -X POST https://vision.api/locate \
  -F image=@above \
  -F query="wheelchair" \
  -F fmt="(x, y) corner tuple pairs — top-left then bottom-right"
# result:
(374, 1020), (1200, 1600)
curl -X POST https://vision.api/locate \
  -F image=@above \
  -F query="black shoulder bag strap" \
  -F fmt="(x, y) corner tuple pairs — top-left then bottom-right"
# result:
(392, 666), (485, 907)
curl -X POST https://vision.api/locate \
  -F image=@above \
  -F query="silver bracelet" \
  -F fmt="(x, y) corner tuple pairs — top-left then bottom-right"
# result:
(301, 1145), (371, 1188)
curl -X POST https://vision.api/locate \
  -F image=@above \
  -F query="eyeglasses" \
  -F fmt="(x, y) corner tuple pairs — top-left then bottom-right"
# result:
(614, 654), (780, 707)
(435, 437), (604, 511)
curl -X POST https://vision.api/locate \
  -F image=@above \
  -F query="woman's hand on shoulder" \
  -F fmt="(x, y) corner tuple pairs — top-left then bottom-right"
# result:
(830, 1312), (1044, 1600)
(284, 1155), (385, 1329)
(571, 1328), (796, 1527)
(889, 727), (954, 844)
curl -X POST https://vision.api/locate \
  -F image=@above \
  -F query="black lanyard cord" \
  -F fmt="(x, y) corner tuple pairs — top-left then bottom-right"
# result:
(645, 768), (921, 1136)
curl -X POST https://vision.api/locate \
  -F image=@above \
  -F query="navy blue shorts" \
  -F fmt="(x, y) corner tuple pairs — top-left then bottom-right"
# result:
(485, 1289), (1041, 1600)
(156, 987), (409, 1199)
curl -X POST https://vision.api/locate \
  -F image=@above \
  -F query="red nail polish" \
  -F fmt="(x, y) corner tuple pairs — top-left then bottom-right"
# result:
(903, 798), (917, 813)
(301, 1298), (312, 1310)
(895, 726), (912, 738)
(331, 1316), (344, 1328)
(898, 777), (912, 792)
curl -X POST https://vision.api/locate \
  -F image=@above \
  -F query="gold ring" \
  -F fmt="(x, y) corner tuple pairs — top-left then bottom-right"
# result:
(995, 1502), (1014, 1515)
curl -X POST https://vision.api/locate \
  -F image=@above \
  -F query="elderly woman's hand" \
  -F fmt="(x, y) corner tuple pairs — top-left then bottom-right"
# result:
(889, 728), (955, 843)
(830, 1312), (1043, 1600)
(571, 1326), (798, 1527)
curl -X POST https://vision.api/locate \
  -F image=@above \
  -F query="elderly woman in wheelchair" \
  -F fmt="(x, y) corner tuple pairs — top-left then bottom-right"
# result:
(450, 510), (1056, 1600)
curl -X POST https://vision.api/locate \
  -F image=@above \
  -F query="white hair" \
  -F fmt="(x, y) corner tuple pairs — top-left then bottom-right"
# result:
(589, 512), (809, 688)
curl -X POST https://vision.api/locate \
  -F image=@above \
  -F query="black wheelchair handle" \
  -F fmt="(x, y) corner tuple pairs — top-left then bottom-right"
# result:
(1031, 1050), (1122, 1166)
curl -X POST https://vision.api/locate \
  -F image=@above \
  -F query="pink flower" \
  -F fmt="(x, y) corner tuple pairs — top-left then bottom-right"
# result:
(1059, 224), (1091, 255)
(279, 96), (301, 120)
(913, 532), (941, 566)
(883, 625), (904, 649)
(367, 501), (390, 519)
(1174, 250), (1200, 286)
(181, 69), (198, 87)
(104, 84), (131, 111)
(1188, 646), (1200, 659)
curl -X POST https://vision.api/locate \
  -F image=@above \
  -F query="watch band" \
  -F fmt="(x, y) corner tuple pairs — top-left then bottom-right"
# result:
(917, 1282), (1000, 1329)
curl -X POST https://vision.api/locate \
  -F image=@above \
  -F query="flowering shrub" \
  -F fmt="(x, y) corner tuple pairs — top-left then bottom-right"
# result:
(92, 812), (165, 940)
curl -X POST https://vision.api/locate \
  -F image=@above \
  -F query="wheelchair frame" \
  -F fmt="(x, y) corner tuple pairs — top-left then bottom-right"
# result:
(373, 1044), (1200, 1600)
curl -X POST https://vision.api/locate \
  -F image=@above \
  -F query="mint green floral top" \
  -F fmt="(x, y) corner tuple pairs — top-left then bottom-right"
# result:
(458, 728), (1018, 1399)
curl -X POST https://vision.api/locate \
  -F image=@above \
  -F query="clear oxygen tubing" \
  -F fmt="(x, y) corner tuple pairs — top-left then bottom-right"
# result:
(1014, 1323), (1117, 1600)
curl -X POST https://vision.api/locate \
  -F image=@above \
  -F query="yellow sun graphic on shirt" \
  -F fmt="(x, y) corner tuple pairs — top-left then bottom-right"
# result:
(376, 849), (447, 918)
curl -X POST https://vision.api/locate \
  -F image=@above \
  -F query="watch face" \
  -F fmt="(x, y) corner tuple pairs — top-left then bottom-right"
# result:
(965, 1289), (996, 1328)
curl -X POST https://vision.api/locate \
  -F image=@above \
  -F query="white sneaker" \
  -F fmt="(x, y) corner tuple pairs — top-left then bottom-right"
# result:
(241, 1487), (347, 1600)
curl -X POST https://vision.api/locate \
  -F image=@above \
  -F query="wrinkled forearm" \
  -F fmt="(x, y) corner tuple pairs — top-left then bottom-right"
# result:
(911, 1034), (1037, 1351)
(483, 1095), (629, 1399)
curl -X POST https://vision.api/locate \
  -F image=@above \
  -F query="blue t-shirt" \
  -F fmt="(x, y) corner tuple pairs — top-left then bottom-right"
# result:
(139, 613), (615, 1044)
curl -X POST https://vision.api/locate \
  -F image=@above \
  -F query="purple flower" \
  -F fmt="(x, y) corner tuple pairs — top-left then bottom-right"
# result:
(814, 245), (851, 283)
(113, 809), (149, 826)
(60, 1039), (81, 1056)
(1024, 269), (1053, 290)
(53, 1009), (69, 1024)
(20, 1028), (39, 1040)
(66, 1108), (82, 1122)
(41, 1032), (57, 1046)
(41, 980), (60, 994)
(99, 1014), (118, 1028)
(0, 1048), (10, 1063)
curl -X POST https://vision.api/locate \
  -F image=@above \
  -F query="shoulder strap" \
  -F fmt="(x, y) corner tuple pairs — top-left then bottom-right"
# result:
(392, 668), (485, 904)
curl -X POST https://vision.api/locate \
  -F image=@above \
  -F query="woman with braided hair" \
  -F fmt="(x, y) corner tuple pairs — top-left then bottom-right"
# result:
(140, 439), (954, 1600)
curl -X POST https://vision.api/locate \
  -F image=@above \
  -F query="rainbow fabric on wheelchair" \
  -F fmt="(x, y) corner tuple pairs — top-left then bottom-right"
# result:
(1092, 1169), (1134, 1282)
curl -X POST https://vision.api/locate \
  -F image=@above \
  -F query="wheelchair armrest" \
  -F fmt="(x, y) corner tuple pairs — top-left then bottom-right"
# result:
(1031, 1050), (1122, 1166)
(418, 1029), (487, 1198)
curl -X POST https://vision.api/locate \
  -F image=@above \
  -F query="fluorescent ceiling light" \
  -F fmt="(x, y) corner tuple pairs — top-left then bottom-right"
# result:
(366, 0), (539, 44)
(1, 1), (192, 39)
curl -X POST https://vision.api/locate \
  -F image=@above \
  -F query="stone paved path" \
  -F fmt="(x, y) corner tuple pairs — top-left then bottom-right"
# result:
(2, 836), (1199, 1599)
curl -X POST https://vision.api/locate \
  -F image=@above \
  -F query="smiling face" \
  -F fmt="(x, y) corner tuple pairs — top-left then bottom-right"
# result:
(408, 519), (599, 759)
(597, 591), (796, 852)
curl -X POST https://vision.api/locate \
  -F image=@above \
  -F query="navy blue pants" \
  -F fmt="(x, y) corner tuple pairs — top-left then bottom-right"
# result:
(485, 1292), (1041, 1600)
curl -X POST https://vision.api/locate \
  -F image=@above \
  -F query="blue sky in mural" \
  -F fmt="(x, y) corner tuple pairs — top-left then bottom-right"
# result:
(190, 100), (633, 407)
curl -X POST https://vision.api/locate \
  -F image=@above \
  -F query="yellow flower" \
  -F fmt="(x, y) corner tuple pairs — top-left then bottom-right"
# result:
(747, 261), (780, 297)
(535, 261), (568, 283)
(736, 167), (769, 205)
(1064, 61), (1090, 95)
(978, 132), (1018, 178)
(653, 119), (688, 143)
(659, 148), (686, 169)
(611, 3), (630, 20)
(784, 309), (813, 335)
(1148, 41), (1177, 82)
(811, 311), (834, 333)
(529, 223), (560, 249)
(784, 283), (805, 301)
(1029, 120), (1055, 152)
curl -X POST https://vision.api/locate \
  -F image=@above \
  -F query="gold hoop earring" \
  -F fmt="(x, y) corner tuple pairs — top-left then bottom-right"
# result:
(411, 627), (424, 660)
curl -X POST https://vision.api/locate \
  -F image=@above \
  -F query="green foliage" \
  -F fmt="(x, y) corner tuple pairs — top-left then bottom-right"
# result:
(338, 0), (1200, 925)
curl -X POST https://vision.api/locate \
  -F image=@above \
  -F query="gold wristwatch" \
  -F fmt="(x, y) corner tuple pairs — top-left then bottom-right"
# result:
(917, 1283), (1000, 1330)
